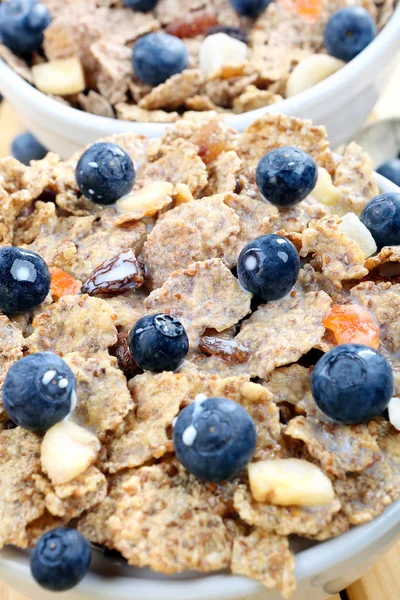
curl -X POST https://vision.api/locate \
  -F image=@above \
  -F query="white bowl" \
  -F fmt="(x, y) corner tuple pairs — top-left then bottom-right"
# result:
(0, 171), (399, 600)
(1, 4), (400, 158)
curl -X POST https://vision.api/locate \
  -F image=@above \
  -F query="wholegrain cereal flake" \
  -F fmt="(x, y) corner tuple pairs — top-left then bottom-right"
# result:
(144, 258), (252, 347)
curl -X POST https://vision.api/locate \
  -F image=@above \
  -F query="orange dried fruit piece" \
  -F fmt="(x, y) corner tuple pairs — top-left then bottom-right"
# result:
(50, 267), (81, 298)
(279, 0), (322, 22)
(323, 304), (380, 349)
(166, 11), (218, 38)
(191, 122), (228, 165)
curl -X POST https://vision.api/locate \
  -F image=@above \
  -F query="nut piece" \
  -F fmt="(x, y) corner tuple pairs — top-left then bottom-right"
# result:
(388, 397), (400, 431)
(32, 57), (85, 96)
(248, 458), (335, 507)
(116, 181), (173, 216)
(338, 212), (377, 258)
(81, 249), (146, 296)
(286, 54), (345, 98)
(311, 167), (340, 207)
(41, 420), (101, 485)
(199, 33), (247, 79)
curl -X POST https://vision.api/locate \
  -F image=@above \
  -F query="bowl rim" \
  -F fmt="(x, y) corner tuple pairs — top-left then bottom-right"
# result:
(0, 2), (400, 138)
(0, 171), (400, 599)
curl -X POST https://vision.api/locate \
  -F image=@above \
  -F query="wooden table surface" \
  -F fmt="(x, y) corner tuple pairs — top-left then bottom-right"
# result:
(1, 61), (400, 599)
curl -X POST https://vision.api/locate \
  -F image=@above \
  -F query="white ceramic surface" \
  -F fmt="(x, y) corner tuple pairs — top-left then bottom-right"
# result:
(0, 4), (400, 158)
(0, 172), (399, 599)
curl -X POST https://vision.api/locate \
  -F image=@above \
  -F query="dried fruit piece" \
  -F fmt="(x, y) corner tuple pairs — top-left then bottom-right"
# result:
(279, 0), (322, 23)
(199, 33), (247, 79)
(286, 54), (344, 98)
(41, 421), (101, 485)
(311, 167), (340, 206)
(166, 11), (218, 38)
(192, 122), (229, 165)
(323, 304), (380, 349)
(50, 268), (81, 299)
(81, 250), (146, 296)
(198, 336), (250, 364)
(111, 332), (142, 380)
(338, 212), (377, 258)
(388, 397), (400, 431)
(32, 57), (85, 96)
(248, 459), (335, 507)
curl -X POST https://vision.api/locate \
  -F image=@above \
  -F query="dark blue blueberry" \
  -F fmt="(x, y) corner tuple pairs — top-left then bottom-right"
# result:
(128, 313), (189, 372)
(311, 344), (393, 424)
(324, 7), (376, 62)
(173, 396), (257, 481)
(206, 25), (249, 45)
(256, 146), (317, 207)
(30, 528), (91, 591)
(238, 234), (300, 302)
(360, 193), (400, 250)
(132, 32), (188, 87)
(0, 246), (50, 313)
(3, 352), (76, 432)
(0, 0), (51, 55)
(122, 0), (158, 10)
(376, 159), (400, 188)
(75, 142), (135, 205)
(229, 0), (272, 18)
(11, 132), (48, 165)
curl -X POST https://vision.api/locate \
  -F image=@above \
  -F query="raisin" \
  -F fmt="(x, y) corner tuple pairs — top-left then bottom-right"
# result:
(111, 332), (142, 380)
(199, 336), (250, 364)
(166, 10), (218, 38)
(206, 25), (249, 45)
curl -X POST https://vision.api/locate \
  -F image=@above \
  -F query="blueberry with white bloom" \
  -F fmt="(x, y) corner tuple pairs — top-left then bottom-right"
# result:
(360, 193), (400, 250)
(0, 0), (51, 55)
(31, 528), (91, 591)
(75, 142), (135, 205)
(133, 32), (188, 86)
(0, 246), (50, 313)
(128, 313), (189, 372)
(377, 159), (400, 188)
(311, 344), (393, 424)
(324, 7), (376, 62)
(11, 132), (48, 165)
(238, 234), (300, 302)
(173, 396), (257, 481)
(2, 352), (76, 432)
(256, 146), (318, 207)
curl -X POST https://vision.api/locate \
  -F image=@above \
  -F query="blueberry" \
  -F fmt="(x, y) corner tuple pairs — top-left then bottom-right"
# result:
(3, 352), (76, 432)
(30, 528), (91, 591)
(75, 142), (135, 205)
(311, 344), (393, 424)
(324, 7), (376, 62)
(256, 146), (317, 207)
(128, 313), (189, 372)
(376, 159), (400, 188)
(11, 132), (48, 165)
(206, 25), (249, 45)
(173, 396), (256, 481)
(122, 0), (158, 10)
(360, 193), (400, 250)
(0, 247), (50, 313)
(229, 0), (272, 18)
(0, 0), (51, 55)
(238, 234), (300, 302)
(132, 32), (188, 87)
